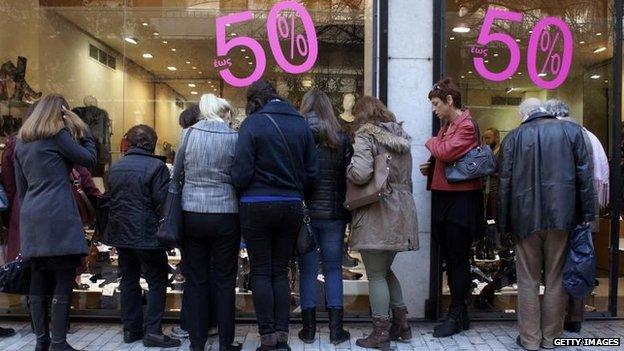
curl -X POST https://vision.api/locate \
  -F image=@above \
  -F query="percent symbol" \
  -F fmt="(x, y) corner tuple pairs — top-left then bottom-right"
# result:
(277, 14), (309, 59)
(539, 29), (562, 76)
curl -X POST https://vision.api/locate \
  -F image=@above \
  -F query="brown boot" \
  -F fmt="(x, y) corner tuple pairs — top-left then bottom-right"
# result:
(256, 333), (277, 351)
(356, 316), (391, 350)
(275, 331), (291, 351)
(390, 307), (412, 342)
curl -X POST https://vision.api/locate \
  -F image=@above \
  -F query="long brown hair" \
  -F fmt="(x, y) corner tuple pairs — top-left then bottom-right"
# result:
(18, 94), (89, 142)
(352, 96), (397, 131)
(300, 89), (341, 148)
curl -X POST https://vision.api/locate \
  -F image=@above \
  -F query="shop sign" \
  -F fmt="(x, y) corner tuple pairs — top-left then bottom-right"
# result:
(472, 8), (573, 90)
(215, 0), (318, 87)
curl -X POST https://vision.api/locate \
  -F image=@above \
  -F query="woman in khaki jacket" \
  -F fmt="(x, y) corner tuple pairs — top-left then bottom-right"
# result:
(347, 96), (419, 350)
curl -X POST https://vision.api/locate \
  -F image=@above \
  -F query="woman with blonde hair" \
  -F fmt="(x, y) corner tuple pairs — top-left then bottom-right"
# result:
(181, 93), (241, 351)
(347, 96), (418, 350)
(15, 94), (96, 351)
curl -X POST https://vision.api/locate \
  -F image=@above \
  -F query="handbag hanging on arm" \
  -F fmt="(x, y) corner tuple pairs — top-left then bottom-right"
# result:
(70, 169), (96, 226)
(344, 153), (391, 210)
(444, 118), (497, 183)
(264, 114), (317, 256)
(0, 254), (31, 295)
(156, 128), (192, 248)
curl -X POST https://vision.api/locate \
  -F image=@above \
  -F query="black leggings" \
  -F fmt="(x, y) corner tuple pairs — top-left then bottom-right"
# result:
(29, 268), (75, 298)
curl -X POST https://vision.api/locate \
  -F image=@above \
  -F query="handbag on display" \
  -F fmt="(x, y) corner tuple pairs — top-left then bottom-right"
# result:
(563, 224), (596, 299)
(264, 114), (317, 256)
(70, 169), (96, 225)
(444, 119), (497, 183)
(344, 153), (391, 210)
(156, 129), (192, 249)
(0, 254), (31, 295)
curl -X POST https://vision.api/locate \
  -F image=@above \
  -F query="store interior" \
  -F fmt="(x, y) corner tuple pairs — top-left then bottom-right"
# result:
(0, 0), (373, 318)
(443, 0), (623, 317)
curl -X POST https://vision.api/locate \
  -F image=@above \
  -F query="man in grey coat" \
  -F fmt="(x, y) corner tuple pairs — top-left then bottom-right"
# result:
(498, 98), (596, 351)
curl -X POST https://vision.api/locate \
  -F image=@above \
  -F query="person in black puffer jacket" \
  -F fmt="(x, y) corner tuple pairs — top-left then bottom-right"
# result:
(296, 89), (352, 346)
(104, 125), (180, 349)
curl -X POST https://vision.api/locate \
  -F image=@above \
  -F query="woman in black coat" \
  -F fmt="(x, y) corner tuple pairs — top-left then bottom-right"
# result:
(14, 94), (96, 351)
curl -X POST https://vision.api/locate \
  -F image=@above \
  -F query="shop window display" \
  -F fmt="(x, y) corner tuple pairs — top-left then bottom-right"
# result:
(0, 0), (374, 319)
(443, 0), (617, 316)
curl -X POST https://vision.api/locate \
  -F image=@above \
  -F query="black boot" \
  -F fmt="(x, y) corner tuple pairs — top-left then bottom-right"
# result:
(30, 296), (50, 351)
(433, 304), (469, 338)
(49, 295), (81, 351)
(564, 321), (582, 333)
(328, 308), (350, 345)
(275, 331), (291, 351)
(298, 308), (316, 344)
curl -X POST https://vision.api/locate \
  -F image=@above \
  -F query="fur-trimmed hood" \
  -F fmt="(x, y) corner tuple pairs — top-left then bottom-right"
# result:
(356, 122), (411, 153)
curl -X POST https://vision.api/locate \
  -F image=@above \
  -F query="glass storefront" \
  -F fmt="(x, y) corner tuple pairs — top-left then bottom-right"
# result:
(0, 0), (375, 318)
(437, 0), (622, 318)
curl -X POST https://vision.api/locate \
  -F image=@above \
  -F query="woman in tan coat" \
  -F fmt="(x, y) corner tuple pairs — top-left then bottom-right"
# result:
(347, 96), (418, 350)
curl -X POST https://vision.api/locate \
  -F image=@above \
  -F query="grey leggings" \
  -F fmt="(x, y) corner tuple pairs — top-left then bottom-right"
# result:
(360, 250), (406, 317)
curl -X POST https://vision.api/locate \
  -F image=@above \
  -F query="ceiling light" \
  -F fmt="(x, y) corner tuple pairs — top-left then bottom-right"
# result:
(596, 32), (602, 36)
(593, 47), (607, 53)
(192, 66), (197, 70)
(248, 62), (253, 65)
(244, 56), (250, 59)
(190, 91), (198, 95)
(142, 53), (153, 59)
(162, 40), (168, 44)
(241, 48), (246, 52)
(468, 71), (473, 74)
(449, 37), (455, 40)
(579, 41), (585, 44)
(171, 48), (176, 52)
(538, 73), (547, 77)
(517, 72), (522, 75)
(123, 36), (138, 45)
(225, 23), (231, 27)
(188, 83), (196, 87)
(590, 74), (601, 79)
(605, 79), (609, 83)
(508, 77), (513, 80)
(493, 53), (499, 57)
(167, 66), (177, 71)
(186, 61), (191, 64)
(461, 75), (465, 79)
(153, 32), (159, 36)
(198, 71), (202, 74)
(452, 26), (470, 33)
(515, 39), (521, 42)
(142, 22), (148, 26)
(231, 33), (237, 36)
(484, 60), (489, 63)
(529, 30), (533, 34)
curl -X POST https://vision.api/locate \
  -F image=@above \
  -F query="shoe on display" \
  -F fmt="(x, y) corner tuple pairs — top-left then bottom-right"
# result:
(123, 331), (143, 343)
(142, 333), (181, 348)
(342, 268), (363, 280)
(0, 326), (15, 338)
(170, 326), (189, 339)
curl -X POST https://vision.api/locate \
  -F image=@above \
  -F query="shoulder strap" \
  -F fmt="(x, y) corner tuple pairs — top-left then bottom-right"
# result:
(469, 118), (482, 145)
(264, 114), (303, 194)
(170, 128), (192, 188)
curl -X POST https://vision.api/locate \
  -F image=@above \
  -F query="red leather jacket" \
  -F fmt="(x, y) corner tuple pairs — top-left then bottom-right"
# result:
(425, 110), (482, 192)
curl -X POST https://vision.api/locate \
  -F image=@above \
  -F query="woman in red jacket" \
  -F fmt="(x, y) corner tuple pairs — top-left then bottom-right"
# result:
(424, 78), (484, 338)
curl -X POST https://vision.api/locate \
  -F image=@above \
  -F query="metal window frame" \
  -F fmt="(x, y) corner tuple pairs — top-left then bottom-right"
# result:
(430, 0), (624, 321)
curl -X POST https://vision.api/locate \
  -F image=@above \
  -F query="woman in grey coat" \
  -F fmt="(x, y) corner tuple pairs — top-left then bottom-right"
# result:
(14, 94), (96, 351)
(181, 94), (241, 351)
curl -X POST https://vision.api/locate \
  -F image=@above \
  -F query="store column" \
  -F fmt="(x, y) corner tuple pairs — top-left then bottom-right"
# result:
(385, 0), (434, 318)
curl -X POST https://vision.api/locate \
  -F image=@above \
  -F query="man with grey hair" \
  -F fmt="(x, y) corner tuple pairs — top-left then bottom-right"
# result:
(498, 99), (596, 350)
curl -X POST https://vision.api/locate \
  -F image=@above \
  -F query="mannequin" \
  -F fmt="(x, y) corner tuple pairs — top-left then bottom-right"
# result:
(73, 96), (112, 177)
(339, 93), (355, 123)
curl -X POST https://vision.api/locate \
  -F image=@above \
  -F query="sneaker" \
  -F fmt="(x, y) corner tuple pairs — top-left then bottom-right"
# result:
(143, 333), (181, 348)
(171, 326), (189, 339)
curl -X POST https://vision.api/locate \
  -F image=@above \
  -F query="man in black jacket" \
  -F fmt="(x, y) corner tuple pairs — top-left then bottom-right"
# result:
(105, 125), (180, 348)
(498, 98), (596, 351)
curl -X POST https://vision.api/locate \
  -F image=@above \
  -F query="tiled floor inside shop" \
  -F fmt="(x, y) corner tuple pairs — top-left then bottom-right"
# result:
(0, 320), (623, 351)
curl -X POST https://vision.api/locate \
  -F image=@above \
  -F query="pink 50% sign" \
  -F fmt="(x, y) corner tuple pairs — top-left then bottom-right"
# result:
(473, 8), (573, 90)
(215, 0), (318, 87)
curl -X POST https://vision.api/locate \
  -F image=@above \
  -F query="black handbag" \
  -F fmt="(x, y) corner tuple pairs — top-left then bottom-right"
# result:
(156, 129), (192, 248)
(0, 255), (31, 295)
(264, 114), (317, 256)
(444, 119), (496, 183)
(563, 224), (596, 299)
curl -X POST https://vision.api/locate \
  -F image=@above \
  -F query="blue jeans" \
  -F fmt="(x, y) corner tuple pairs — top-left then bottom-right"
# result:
(298, 219), (346, 309)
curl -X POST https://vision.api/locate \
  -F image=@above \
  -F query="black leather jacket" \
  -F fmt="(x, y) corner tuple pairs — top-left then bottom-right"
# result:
(498, 112), (596, 239)
(306, 113), (353, 220)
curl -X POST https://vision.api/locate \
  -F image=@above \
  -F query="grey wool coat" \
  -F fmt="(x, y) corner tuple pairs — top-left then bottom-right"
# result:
(15, 129), (97, 258)
(346, 122), (419, 252)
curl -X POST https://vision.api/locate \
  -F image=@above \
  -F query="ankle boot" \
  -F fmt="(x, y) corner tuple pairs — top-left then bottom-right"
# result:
(433, 304), (469, 338)
(298, 308), (316, 343)
(328, 308), (350, 345)
(49, 295), (81, 351)
(389, 307), (412, 342)
(256, 333), (277, 351)
(275, 331), (291, 351)
(29, 296), (50, 351)
(356, 316), (391, 350)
